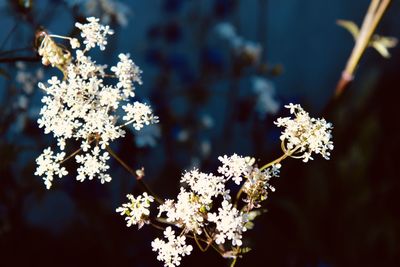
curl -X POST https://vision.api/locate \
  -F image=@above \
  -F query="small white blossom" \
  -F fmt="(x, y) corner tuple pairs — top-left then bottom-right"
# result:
(122, 102), (159, 130)
(75, 16), (114, 50)
(134, 124), (161, 148)
(70, 38), (80, 49)
(116, 192), (154, 228)
(207, 200), (247, 247)
(34, 147), (68, 189)
(251, 76), (280, 119)
(218, 154), (255, 184)
(214, 22), (262, 62)
(275, 103), (334, 162)
(111, 53), (142, 97)
(67, 0), (131, 27)
(180, 169), (227, 205)
(158, 188), (205, 234)
(75, 146), (111, 183)
(16, 63), (44, 94)
(151, 227), (193, 267)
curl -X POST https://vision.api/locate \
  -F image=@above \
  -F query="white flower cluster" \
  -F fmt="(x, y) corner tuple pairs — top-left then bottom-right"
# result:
(158, 188), (206, 235)
(115, 103), (334, 265)
(214, 22), (262, 61)
(116, 192), (154, 228)
(118, 153), (266, 266)
(275, 103), (334, 162)
(16, 62), (44, 95)
(75, 17), (114, 50)
(242, 164), (281, 209)
(154, 156), (260, 262)
(218, 154), (255, 185)
(208, 200), (247, 246)
(35, 17), (158, 189)
(67, 0), (131, 27)
(75, 146), (111, 184)
(34, 148), (68, 189)
(151, 227), (193, 267)
(180, 169), (227, 205)
(111, 53), (142, 96)
(251, 76), (280, 119)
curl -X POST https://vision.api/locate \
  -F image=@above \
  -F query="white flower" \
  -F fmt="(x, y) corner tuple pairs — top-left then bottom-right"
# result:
(242, 164), (281, 207)
(213, 22), (262, 62)
(111, 53), (142, 97)
(75, 146), (110, 183)
(122, 102), (159, 130)
(75, 17), (114, 50)
(34, 147), (68, 189)
(134, 124), (161, 148)
(151, 227), (193, 267)
(180, 169), (227, 205)
(67, 0), (131, 27)
(158, 188), (205, 234)
(251, 76), (280, 119)
(70, 38), (80, 49)
(116, 192), (154, 228)
(36, 17), (158, 188)
(207, 200), (247, 247)
(275, 103), (334, 162)
(214, 22), (237, 41)
(218, 154), (255, 184)
(16, 63), (43, 94)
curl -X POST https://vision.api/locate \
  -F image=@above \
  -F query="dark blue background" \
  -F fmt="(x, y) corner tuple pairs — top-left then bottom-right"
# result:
(0, 0), (399, 266)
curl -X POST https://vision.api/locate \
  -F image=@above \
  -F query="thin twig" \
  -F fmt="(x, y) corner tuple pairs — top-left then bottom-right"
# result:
(106, 146), (164, 204)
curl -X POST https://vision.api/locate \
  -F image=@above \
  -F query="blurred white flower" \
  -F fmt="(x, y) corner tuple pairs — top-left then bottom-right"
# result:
(214, 22), (237, 41)
(16, 62), (44, 94)
(251, 76), (280, 119)
(201, 114), (214, 128)
(67, 0), (130, 27)
(134, 124), (161, 148)
(213, 22), (263, 62)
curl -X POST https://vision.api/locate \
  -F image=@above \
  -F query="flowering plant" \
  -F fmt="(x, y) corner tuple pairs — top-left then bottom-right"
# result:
(34, 17), (158, 189)
(33, 17), (333, 267)
(117, 103), (333, 266)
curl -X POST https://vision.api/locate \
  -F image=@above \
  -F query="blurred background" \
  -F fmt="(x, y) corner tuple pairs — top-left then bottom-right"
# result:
(0, 0), (399, 266)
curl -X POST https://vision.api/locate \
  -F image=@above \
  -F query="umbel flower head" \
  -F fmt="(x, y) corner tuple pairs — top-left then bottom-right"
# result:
(35, 17), (158, 189)
(117, 153), (279, 266)
(275, 103), (334, 162)
(116, 192), (154, 229)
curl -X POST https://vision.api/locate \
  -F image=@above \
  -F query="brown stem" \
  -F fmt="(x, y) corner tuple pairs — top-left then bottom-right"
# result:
(150, 221), (166, 231)
(335, 75), (352, 98)
(59, 147), (83, 164)
(106, 146), (164, 204)
(193, 233), (212, 252)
